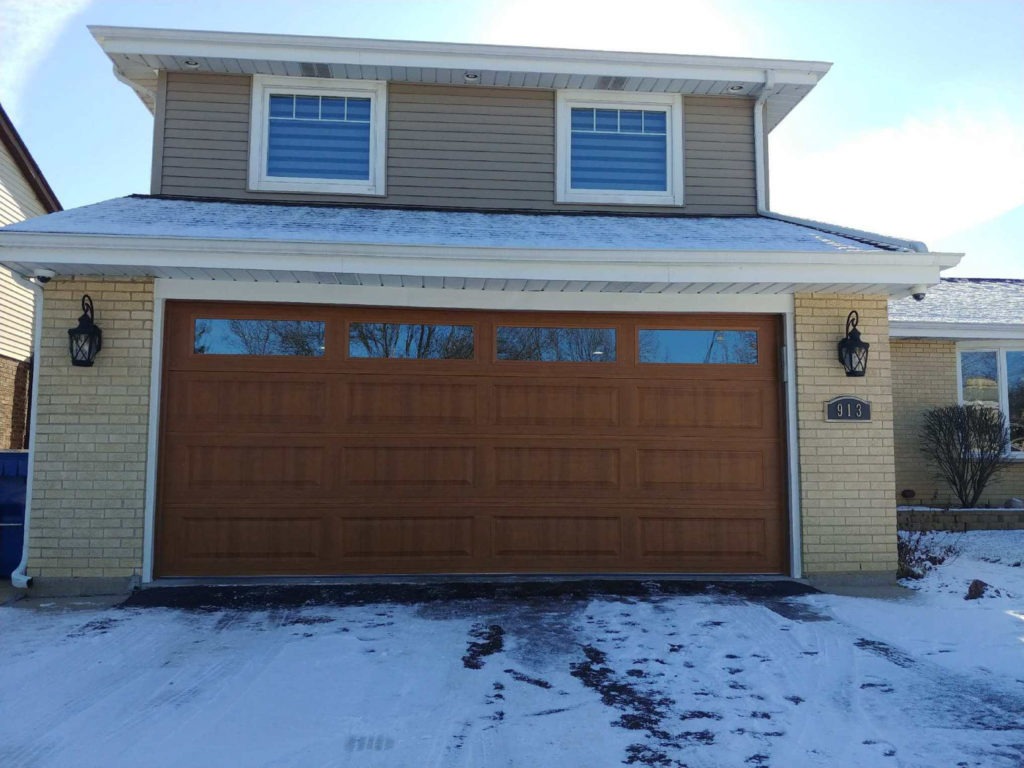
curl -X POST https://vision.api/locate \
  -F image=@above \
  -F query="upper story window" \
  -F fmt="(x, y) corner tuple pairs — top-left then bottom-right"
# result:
(248, 75), (387, 195)
(958, 345), (1024, 455)
(556, 91), (683, 206)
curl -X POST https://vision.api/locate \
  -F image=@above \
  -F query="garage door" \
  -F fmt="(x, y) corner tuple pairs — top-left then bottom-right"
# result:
(156, 302), (787, 577)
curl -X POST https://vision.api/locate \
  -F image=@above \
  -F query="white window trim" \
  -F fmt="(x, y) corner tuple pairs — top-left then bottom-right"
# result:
(555, 90), (683, 207)
(248, 75), (387, 196)
(956, 341), (1024, 458)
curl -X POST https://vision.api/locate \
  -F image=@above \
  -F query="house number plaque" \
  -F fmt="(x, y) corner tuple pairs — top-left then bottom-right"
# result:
(825, 395), (871, 422)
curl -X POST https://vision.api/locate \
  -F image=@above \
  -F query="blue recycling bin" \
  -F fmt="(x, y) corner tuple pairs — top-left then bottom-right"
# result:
(0, 452), (28, 578)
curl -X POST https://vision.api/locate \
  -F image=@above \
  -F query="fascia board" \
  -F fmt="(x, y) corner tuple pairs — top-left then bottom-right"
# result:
(0, 232), (956, 287)
(90, 26), (829, 86)
(889, 321), (1024, 340)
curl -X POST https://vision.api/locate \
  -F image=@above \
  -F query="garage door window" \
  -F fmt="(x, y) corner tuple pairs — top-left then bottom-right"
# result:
(194, 319), (326, 356)
(639, 329), (758, 364)
(497, 326), (616, 362)
(348, 322), (474, 359)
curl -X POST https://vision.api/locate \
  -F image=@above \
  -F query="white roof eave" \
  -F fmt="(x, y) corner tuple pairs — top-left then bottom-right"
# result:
(90, 25), (830, 126)
(0, 230), (961, 294)
(90, 25), (830, 82)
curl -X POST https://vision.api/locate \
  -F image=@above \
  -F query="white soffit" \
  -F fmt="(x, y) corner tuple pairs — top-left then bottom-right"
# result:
(90, 26), (831, 130)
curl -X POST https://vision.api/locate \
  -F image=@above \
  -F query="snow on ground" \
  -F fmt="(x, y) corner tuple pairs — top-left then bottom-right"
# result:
(0, 532), (1022, 768)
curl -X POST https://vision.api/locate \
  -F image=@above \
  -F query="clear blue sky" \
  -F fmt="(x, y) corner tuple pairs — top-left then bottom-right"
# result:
(3, 0), (1022, 276)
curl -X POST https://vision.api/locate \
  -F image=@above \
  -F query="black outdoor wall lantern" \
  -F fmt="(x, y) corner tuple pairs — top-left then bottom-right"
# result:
(68, 294), (102, 367)
(837, 310), (869, 377)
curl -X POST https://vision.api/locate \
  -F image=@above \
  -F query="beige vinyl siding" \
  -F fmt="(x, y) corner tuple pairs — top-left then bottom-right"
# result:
(159, 73), (757, 214)
(0, 137), (47, 360)
(0, 270), (33, 360)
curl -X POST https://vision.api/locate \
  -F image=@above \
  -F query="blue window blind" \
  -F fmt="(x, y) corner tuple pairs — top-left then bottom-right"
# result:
(570, 107), (668, 191)
(267, 94), (372, 180)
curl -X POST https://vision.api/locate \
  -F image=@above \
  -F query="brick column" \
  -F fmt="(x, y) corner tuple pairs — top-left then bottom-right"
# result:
(28, 278), (153, 587)
(794, 294), (897, 574)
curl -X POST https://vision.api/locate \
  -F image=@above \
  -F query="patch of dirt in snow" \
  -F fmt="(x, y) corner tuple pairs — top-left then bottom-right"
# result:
(503, 668), (552, 689)
(570, 643), (696, 767)
(854, 638), (918, 668)
(461, 623), (504, 669)
(65, 617), (121, 638)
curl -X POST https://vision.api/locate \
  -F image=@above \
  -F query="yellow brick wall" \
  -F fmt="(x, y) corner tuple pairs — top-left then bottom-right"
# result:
(794, 294), (896, 574)
(28, 278), (153, 579)
(892, 338), (1024, 506)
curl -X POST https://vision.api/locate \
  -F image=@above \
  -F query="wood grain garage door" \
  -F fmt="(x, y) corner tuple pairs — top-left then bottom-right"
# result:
(156, 302), (788, 576)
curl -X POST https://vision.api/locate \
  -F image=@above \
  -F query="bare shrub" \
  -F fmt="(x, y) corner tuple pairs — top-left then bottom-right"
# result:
(920, 404), (1011, 508)
(897, 531), (959, 580)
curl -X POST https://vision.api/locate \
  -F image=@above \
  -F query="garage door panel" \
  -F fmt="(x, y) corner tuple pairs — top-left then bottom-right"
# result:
(165, 373), (333, 432)
(155, 507), (329, 575)
(638, 515), (768, 556)
(636, 447), (773, 492)
(157, 304), (788, 576)
(493, 382), (621, 428)
(341, 445), (478, 488)
(345, 380), (479, 427)
(494, 446), (621, 490)
(176, 444), (328, 493)
(337, 516), (475, 559)
(636, 382), (775, 433)
(491, 515), (623, 557)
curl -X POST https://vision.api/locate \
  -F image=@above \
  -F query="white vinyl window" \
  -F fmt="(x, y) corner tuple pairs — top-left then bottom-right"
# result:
(957, 344), (1024, 455)
(556, 90), (683, 206)
(248, 75), (387, 195)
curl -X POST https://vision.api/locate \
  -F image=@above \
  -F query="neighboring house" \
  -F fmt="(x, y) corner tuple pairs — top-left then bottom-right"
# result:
(890, 278), (1024, 507)
(0, 27), (961, 592)
(0, 103), (61, 450)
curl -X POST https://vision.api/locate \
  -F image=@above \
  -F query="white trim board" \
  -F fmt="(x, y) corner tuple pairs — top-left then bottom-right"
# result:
(890, 321), (1024, 340)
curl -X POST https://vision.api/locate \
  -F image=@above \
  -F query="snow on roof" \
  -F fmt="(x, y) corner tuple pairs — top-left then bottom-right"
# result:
(0, 195), (898, 253)
(889, 278), (1024, 325)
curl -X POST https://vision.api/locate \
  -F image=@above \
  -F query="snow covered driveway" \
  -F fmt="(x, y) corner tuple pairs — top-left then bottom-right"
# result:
(2, 539), (1023, 767)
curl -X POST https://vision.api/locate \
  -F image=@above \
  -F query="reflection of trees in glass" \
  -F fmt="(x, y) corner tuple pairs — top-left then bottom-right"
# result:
(1009, 378), (1024, 452)
(497, 327), (615, 362)
(194, 319), (211, 354)
(194, 319), (325, 356)
(349, 323), (474, 359)
(640, 330), (756, 364)
(960, 351), (999, 405)
(704, 331), (757, 364)
(1008, 353), (1024, 452)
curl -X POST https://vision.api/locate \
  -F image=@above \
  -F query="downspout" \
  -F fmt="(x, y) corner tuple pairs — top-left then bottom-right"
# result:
(753, 69), (776, 216)
(753, 69), (929, 253)
(9, 271), (43, 589)
(754, 70), (805, 579)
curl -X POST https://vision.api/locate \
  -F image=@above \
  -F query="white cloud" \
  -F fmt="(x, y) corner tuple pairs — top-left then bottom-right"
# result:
(473, 0), (761, 55)
(770, 107), (1024, 245)
(0, 0), (91, 116)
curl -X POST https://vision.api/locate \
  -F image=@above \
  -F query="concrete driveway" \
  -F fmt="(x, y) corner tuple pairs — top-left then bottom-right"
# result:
(1, 579), (1021, 768)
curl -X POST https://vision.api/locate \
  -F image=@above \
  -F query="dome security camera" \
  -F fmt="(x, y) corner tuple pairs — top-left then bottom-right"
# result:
(33, 268), (56, 284)
(911, 284), (928, 302)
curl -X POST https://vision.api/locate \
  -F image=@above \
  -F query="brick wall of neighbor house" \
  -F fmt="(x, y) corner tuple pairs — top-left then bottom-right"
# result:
(28, 278), (153, 582)
(794, 294), (897, 574)
(0, 354), (31, 448)
(891, 338), (1024, 507)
